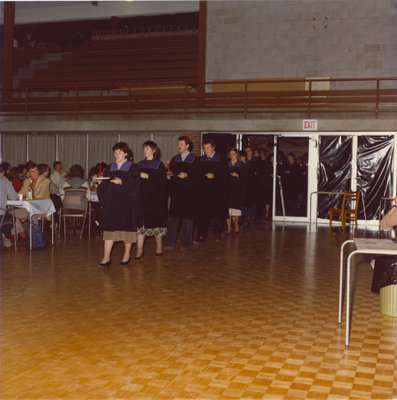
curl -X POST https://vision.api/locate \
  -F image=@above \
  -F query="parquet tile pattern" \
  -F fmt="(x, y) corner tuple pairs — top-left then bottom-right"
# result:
(1, 224), (396, 399)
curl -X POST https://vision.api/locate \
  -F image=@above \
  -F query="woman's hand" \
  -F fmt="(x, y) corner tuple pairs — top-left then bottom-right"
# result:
(230, 172), (239, 178)
(140, 172), (149, 179)
(205, 172), (214, 179)
(177, 172), (188, 179)
(110, 177), (122, 185)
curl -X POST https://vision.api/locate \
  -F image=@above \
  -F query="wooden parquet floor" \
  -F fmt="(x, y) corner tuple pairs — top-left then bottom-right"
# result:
(1, 224), (396, 400)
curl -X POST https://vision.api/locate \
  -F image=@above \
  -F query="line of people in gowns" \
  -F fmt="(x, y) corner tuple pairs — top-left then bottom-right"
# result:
(96, 136), (307, 266)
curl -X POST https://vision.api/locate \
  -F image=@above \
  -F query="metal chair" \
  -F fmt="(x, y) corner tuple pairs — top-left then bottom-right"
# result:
(329, 190), (360, 231)
(59, 188), (89, 239)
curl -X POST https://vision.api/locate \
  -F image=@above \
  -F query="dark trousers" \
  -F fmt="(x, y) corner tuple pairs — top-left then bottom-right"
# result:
(197, 216), (224, 238)
(163, 217), (193, 249)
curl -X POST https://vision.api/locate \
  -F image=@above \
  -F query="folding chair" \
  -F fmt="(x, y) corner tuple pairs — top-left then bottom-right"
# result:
(59, 188), (89, 239)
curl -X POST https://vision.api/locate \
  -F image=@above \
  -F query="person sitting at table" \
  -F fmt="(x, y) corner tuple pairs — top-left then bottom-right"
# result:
(16, 164), (28, 181)
(39, 163), (63, 225)
(59, 164), (90, 235)
(380, 196), (397, 230)
(19, 161), (51, 200)
(60, 164), (90, 201)
(50, 161), (66, 189)
(12, 162), (51, 238)
(39, 163), (59, 195)
(9, 167), (23, 192)
(0, 162), (11, 179)
(0, 163), (19, 250)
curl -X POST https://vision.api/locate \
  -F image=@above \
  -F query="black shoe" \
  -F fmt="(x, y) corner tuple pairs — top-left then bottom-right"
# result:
(97, 260), (111, 268)
(120, 257), (131, 266)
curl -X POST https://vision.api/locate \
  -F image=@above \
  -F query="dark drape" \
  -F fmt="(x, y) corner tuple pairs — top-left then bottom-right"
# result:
(318, 136), (352, 218)
(357, 136), (393, 220)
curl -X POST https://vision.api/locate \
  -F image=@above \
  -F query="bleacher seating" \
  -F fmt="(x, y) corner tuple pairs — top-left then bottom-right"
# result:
(12, 47), (54, 74)
(18, 32), (199, 90)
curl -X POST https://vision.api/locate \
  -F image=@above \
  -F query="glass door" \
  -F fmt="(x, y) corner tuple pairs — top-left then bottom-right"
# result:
(273, 134), (317, 222)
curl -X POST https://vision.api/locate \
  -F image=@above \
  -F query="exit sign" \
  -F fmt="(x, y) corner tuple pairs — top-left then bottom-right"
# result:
(302, 119), (318, 131)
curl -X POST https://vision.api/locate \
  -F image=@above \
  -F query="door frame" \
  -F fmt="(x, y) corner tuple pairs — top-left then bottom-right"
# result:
(272, 132), (317, 223)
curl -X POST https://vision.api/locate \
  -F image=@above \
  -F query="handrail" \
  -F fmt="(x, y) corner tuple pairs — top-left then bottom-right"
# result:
(1, 77), (397, 120)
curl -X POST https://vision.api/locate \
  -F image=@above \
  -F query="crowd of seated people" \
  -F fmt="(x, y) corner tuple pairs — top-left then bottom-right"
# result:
(0, 160), (94, 248)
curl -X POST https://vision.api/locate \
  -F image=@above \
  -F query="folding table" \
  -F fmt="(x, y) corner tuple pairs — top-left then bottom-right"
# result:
(6, 199), (56, 250)
(339, 238), (397, 347)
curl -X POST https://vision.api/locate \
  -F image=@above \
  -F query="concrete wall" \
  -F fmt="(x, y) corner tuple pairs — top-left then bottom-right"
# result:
(206, 0), (397, 82)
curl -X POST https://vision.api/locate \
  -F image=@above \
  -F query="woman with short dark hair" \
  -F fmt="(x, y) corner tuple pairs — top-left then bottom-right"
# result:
(135, 141), (167, 258)
(97, 142), (140, 267)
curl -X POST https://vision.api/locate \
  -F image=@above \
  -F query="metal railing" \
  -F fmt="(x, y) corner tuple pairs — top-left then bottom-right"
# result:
(1, 77), (396, 120)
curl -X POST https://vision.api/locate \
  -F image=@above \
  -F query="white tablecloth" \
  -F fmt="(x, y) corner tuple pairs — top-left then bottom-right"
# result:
(7, 199), (56, 215)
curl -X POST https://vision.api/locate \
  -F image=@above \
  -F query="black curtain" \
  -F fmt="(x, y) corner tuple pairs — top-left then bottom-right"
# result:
(357, 136), (393, 220)
(318, 136), (352, 218)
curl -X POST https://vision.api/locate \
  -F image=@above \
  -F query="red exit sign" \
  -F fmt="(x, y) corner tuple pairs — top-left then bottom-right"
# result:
(302, 119), (318, 131)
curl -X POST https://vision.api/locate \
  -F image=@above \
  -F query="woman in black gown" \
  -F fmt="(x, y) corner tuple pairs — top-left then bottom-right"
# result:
(135, 141), (167, 258)
(226, 148), (247, 234)
(97, 142), (140, 267)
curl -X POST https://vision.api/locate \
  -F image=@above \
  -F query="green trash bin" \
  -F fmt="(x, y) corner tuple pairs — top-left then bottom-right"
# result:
(380, 284), (397, 317)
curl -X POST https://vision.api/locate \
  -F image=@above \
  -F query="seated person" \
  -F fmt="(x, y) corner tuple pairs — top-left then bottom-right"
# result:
(60, 164), (90, 201)
(13, 162), (51, 237)
(39, 163), (62, 223)
(380, 196), (397, 230)
(39, 163), (59, 195)
(19, 162), (51, 200)
(0, 164), (19, 249)
(59, 164), (90, 234)
(9, 167), (23, 192)
(50, 161), (66, 189)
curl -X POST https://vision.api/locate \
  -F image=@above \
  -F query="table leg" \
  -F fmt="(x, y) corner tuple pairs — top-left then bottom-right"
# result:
(29, 214), (32, 250)
(345, 249), (359, 348)
(339, 240), (354, 324)
(88, 201), (91, 237)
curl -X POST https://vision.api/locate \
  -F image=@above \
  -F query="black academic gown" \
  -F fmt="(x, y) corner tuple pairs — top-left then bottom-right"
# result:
(98, 161), (140, 232)
(257, 158), (273, 204)
(244, 156), (259, 207)
(137, 159), (167, 228)
(198, 153), (228, 220)
(283, 161), (301, 198)
(227, 160), (247, 210)
(168, 152), (199, 219)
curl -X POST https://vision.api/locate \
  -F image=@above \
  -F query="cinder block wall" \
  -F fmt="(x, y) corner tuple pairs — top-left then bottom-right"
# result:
(206, 0), (397, 82)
